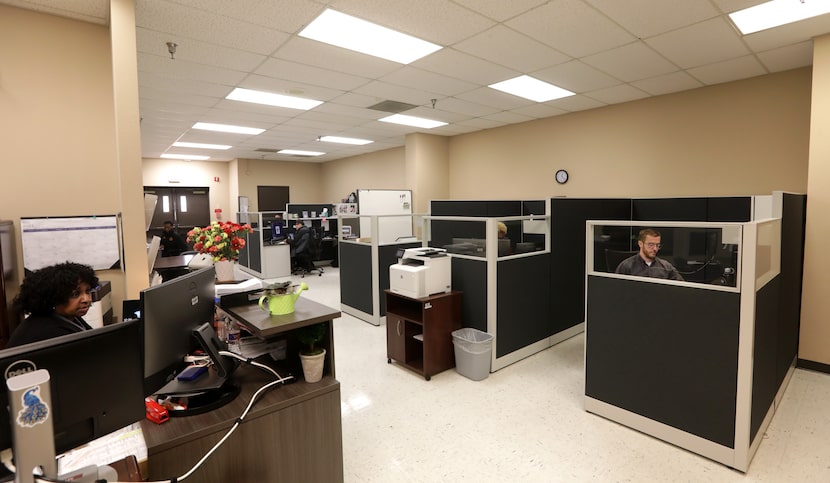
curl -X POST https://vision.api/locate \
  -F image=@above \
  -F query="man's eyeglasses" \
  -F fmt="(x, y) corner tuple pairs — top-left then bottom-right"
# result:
(644, 243), (662, 249)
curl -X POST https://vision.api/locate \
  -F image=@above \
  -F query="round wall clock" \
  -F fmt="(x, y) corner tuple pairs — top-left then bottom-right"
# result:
(555, 169), (569, 184)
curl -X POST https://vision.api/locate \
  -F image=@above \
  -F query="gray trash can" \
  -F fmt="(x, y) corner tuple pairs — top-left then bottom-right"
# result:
(452, 328), (493, 381)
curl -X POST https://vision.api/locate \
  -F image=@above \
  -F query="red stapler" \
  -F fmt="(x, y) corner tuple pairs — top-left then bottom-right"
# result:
(145, 397), (169, 424)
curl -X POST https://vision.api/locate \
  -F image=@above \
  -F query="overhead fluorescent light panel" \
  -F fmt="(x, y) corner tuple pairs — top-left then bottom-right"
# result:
(299, 9), (442, 64)
(319, 136), (374, 145)
(489, 75), (575, 103)
(160, 153), (210, 161)
(192, 122), (265, 135)
(379, 114), (447, 129)
(729, 0), (830, 35)
(226, 88), (323, 110)
(278, 149), (325, 157)
(172, 142), (231, 150)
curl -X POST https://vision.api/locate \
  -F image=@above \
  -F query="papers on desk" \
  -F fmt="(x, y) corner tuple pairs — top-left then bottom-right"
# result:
(215, 277), (262, 296)
(57, 423), (147, 476)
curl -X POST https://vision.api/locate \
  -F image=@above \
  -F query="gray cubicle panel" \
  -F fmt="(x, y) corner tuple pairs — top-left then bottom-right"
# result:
(549, 198), (631, 334)
(339, 242), (372, 315)
(450, 257), (487, 332)
(496, 255), (551, 358)
(632, 197), (753, 222)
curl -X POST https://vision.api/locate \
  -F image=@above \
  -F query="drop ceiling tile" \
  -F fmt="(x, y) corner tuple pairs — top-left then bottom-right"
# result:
(646, 17), (749, 69)
(139, 86), (219, 108)
(275, 37), (401, 79)
(136, 1), (289, 55)
(548, 94), (606, 112)
(585, 0), (720, 38)
(430, 97), (502, 117)
(511, 103), (570, 119)
(411, 48), (519, 86)
(235, 73), (345, 102)
(138, 72), (231, 98)
(456, 117), (508, 130)
(353, 80), (444, 108)
(455, 86), (537, 110)
(137, 53), (248, 86)
(482, 110), (536, 124)
(168, 0), (322, 33)
(313, 101), (390, 121)
(687, 55), (768, 85)
(631, 71), (703, 96)
(451, 0), (548, 21)
(533, 60), (621, 93)
(583, 41), (678, 82)
(710, 0), (761, 13)
(137, 28), (266, 72)
(454, 25), (570, 73)
(757, 41), (813, 73)
(380, 67), (479, 97)
(585, 84), (649, 104)
(329, 0), (495, 45)
(507, 0), (635, 57)
(254, 58), (371, 92)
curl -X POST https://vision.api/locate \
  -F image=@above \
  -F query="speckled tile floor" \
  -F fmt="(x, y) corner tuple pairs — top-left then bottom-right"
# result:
(295, 267), (830, 483)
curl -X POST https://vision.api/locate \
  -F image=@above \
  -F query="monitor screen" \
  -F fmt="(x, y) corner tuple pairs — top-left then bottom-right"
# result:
(140, 265), (216, 396)
(0, 320), (144, 455)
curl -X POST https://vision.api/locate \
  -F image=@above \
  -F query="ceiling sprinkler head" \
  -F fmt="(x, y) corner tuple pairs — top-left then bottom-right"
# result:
(166, 42), (177, 60)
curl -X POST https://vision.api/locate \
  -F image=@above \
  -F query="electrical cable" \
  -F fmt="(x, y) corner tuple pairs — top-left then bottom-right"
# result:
(218, 350), (293, 383)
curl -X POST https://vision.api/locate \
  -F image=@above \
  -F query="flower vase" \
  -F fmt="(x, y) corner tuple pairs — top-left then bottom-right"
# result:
(214, 259), (236, 283)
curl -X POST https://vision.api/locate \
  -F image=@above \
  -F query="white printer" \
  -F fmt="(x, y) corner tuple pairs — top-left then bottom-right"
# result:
(389, 247), (451, 299)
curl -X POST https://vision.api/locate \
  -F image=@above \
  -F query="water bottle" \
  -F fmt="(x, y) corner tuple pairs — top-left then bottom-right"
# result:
(213, 297), (226, 341)
(723, 267), (735, 286)
(226, 319), (241, 354)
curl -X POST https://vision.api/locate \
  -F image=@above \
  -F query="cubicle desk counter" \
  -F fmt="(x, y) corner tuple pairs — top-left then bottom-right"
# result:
(142, 296), (345, 482)
(141, 366), (343, 483)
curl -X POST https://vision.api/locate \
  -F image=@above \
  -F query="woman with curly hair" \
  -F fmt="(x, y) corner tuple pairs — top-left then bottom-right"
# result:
(7, 262), (99, 347)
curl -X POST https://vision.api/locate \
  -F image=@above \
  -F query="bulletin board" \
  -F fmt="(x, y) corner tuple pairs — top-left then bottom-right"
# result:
(21, 215), (121, 272)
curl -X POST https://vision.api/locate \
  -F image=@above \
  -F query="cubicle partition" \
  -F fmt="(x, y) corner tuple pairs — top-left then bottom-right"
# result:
(583, 191), (806, 471)
(426, 210), (552, 371)
(339, 214), (422, 326)
(236, 211), (290, 279)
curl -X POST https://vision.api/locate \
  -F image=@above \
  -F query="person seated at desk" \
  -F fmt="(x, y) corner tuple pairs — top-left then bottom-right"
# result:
(8, 262), (98, 347)
(615, 228), (684, 281)
(290, 220), (311, 258)
(160, 220), (189, 257)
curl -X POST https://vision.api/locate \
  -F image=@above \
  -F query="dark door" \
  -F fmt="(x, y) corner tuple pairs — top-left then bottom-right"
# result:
(144, 186), (211, 239)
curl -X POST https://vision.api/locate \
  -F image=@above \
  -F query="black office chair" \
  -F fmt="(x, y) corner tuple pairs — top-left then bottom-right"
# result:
(605, 249), (638, 273)
(292, 228), (323, 277)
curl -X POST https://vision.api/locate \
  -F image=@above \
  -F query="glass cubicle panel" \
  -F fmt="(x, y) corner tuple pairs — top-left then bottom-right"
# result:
(754, 219), (781, 290)
(337, 214), (423, 245)
(238, 211), (288, 244)
(426, 215), (549, 259)
(591, 222), (742, 287)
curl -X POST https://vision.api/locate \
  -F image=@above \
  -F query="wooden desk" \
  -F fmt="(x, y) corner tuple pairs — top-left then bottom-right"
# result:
(141, 297), (344, 482)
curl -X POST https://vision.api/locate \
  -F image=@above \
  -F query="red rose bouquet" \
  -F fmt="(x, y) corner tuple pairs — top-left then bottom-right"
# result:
(186, 221), (253, 262)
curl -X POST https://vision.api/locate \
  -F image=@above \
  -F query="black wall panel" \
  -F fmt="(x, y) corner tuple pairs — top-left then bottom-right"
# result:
(752, 277), (781, 442)
(706, 197), (752, 222)
(496, 256), (551, 357)
(451, 258), (487, 332)
(778, 193), (806, 383)
(585, 276), (741, 448)
(339, 243), (373, 314)
(633, 198), (707, 221)
(550, 198), (631, 333)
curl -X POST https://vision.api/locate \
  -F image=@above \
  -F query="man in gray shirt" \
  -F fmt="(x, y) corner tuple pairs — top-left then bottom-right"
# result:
(615, 228), (684, 281)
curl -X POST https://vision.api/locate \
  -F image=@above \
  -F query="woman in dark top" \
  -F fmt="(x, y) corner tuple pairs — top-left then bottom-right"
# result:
(7, 262), (98, 347)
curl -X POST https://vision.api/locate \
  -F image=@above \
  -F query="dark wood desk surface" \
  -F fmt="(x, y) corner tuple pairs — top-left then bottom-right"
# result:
(223, 297), (341, 338)
(152, 254), (194, 270)
(141, 365), (343, 482)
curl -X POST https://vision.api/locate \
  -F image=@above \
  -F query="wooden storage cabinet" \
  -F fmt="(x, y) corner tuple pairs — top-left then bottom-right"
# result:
(385, 290), (462, 380)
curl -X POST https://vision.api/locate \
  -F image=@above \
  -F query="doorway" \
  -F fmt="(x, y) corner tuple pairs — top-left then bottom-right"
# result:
(144, 186), (211, 241)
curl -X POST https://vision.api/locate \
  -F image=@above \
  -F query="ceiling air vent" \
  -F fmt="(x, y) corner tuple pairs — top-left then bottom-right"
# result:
(367, 100), (418, 113)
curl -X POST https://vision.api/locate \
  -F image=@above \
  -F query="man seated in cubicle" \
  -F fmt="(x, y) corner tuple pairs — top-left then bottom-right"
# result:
(160, 221), (189, 257)
(615, 228), (684, 281)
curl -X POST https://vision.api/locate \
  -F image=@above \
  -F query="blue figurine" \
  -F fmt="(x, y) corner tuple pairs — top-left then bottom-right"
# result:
(18, 387), (49, 427)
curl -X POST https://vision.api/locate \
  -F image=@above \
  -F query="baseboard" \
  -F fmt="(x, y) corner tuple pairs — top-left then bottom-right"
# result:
(796, 358), (830, 375)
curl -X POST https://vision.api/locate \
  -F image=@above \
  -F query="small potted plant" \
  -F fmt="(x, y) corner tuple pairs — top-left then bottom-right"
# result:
(296, 323), (327, 383)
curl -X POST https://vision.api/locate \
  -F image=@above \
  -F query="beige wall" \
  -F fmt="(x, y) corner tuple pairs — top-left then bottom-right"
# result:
(142, 158), (231, 222)
(320, 147), (406, 204)
(0, 6), (129, 316)
(801, 35), (830, 366)
(449, 68), (811, 199)
(233, 158), (323, 214)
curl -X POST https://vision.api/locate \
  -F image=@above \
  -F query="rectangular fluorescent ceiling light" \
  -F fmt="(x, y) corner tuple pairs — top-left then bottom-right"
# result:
(319, 136), (373, 145)
(379, 114), (447, 129)
(160, 153), (210, 161)
(489, 75), (575, 103)
(278, 149), (325, 156)
(192, 122), (265, 135)
(299, 9), (442, 64)
(226, 87), (323, 110)
(172, 142), (231, 150)
(730, 0), (830, 35)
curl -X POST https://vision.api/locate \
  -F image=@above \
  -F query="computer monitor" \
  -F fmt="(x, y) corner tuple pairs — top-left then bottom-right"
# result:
(140, 265), (218, 396)
(0, 320), (145, 456)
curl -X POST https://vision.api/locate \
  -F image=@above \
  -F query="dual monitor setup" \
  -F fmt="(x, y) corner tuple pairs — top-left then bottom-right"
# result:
(0, 265), (242, 481)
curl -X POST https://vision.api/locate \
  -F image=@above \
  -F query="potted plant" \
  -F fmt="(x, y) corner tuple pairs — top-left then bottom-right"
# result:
(296, 323), (327, 383)
(186, 221), (253, 282)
